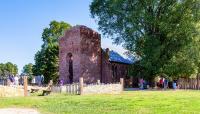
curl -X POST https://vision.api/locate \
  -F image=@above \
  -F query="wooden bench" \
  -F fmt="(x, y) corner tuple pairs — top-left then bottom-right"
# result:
(42, 80), (53, 96)
(31, 88), (39, 93)
(42, 90), (51, 96)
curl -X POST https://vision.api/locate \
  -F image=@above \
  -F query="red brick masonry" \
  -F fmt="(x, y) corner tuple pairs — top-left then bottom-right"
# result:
(59, 25), (129, 84)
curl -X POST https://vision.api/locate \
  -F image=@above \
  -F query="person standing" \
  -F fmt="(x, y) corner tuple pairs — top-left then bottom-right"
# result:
(14, 76), (19, 86)
(159, 78), (164, 88)
(173, 80), (177, 89)
(164, 79), (168, 89)
(139, 78), (144, 90)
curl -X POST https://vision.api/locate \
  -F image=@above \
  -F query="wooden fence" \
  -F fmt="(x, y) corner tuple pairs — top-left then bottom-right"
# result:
(0, 76), (28, 97)
(52, 83), (80, 95)
(178, 78), (200, 89)
(51, 77), (124, 95)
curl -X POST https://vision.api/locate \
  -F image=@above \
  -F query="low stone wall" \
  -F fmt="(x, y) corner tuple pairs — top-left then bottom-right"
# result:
(0, 86), (24, 97)
(52, 83), (122, 95)
(82, 83), (122, 95)
(51, 78), (124, 95)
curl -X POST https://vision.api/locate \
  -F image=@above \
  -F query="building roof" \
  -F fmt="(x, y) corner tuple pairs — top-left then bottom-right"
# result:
(108, 50), (133, 64)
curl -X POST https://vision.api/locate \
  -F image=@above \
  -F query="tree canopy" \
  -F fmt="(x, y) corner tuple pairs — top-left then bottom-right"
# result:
(33, 21), (71, 83)
(0, 62), (18, 77)
(90, 0), (200, 79)
(22, 63), (33, 76)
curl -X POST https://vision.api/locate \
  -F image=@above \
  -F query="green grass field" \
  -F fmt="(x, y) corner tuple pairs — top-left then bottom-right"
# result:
(0, 90), (200, 114)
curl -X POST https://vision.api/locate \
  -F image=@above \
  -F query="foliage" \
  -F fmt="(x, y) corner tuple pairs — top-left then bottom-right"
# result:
(90, 0), (200, 78)
(22, 63), (34, 82)
(22, 63), (33, 76)
(0, 62), (18, 77)
(33, 21), (71, 83)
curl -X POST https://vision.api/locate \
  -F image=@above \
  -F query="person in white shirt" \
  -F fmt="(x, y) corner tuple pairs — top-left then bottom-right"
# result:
(14, 76), (19, 85)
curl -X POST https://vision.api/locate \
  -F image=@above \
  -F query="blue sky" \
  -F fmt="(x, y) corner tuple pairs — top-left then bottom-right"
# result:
(0, 0), (126, 74)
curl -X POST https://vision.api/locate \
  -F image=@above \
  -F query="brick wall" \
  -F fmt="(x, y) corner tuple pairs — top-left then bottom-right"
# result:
(59, 25), (101, 84)
(80, 26), (101, 84)
(101, 49), (112, 83)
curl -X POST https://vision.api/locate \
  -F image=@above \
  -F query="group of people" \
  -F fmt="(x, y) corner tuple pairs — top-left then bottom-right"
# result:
(139, 78), (148, 90)
(158, 77), (168, 89)
(8, 75), (22, 86)
(139, 77), (178, 90)
(31, 75), (44, 86)
(158, 77), (177, 89)
(7, 75), (44, 86)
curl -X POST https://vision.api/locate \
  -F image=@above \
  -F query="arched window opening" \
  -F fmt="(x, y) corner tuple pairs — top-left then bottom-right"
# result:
(67, 53), (73, 84)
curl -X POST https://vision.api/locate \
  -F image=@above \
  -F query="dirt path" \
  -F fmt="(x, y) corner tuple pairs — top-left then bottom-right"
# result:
(0, 108), (39, 114)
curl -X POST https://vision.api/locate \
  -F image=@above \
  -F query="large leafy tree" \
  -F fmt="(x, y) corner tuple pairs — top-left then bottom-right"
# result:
(90, 0), (200, 79)
(0, 62), (18, 77)
(33, 21), (71, 83)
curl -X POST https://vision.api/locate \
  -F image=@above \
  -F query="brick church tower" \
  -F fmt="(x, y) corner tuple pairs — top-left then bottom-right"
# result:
(59, 25), (101, 84)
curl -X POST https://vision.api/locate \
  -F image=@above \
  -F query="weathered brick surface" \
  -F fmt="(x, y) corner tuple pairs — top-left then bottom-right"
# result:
(110, 62), (129, 82)
(80, 26), (101, 84)
(59, 25), (129, 84)
(59, 26), (101, 84)
(101, 49), (129, 83)
(101, 49), (112, 83)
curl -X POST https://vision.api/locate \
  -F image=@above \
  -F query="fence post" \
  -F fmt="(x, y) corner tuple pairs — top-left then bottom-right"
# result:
(79, 77), (83, 95)
(23, 76), (28, 97)
(97, 80), (100, 85)
(120, 78), (124, 92)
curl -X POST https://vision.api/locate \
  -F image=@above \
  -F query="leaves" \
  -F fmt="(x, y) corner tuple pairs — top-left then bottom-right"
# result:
(33, 21), (71, 83)
(22, 63), (33, 76)
(0, 62), (18, 77)
(90, 0), (200, 78)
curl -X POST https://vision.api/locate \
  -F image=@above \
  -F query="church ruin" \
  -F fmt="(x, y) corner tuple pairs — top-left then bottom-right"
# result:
(59, 25), (132, 84)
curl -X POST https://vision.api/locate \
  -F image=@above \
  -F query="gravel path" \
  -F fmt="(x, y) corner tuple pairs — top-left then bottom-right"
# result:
(0, 108), (39, 114)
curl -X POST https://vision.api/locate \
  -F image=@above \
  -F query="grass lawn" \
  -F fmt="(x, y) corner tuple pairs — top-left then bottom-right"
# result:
(0, 90), (200, 114)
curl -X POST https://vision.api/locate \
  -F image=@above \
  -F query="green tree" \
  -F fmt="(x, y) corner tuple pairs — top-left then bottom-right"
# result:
(90, 0), (200, 79)
(23, 63), (34, 83)
(23, 63), (33, 76)
(0, 63), (4, 76)
(33, 21), (71, 83)
(0, 62), (18, 77)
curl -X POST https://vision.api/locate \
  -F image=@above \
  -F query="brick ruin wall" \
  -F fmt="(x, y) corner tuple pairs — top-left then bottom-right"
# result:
(79, 26), (101, 84)
(59, 26), (101, 84)
(59, 26), (81, 84)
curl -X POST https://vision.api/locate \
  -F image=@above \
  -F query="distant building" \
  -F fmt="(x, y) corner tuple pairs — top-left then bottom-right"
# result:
(59, 25), (133, 84)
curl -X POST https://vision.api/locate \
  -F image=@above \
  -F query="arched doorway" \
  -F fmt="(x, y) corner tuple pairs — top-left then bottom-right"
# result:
(67, 53), (73, 84)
